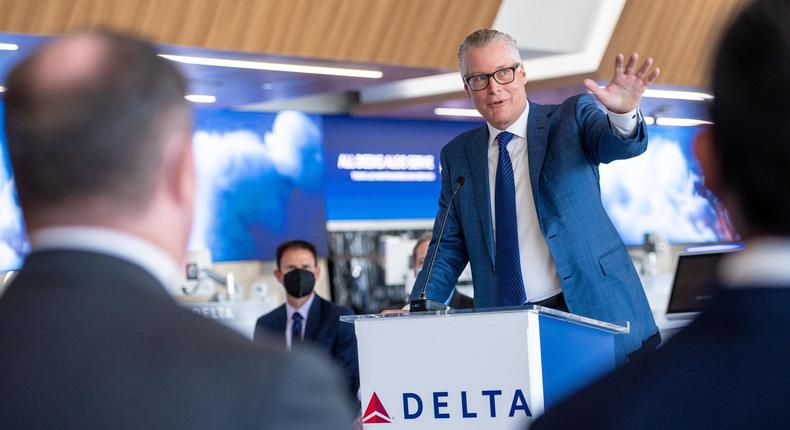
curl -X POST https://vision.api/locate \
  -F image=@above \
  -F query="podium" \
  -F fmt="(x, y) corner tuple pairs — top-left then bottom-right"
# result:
(341, 306), (628, 429)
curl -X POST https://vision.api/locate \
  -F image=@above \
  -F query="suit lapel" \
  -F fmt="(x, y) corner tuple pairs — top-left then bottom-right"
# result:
(465, 125), (495, 266)
(304, 295), (323, 342)
(527, 101), (550, 203)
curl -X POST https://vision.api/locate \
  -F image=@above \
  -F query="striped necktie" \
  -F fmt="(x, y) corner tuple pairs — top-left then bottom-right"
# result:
(494, 131), (527, 306)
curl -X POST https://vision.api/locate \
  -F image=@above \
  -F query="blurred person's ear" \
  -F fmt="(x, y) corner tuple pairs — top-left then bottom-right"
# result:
(694, 127), (722, 198)
(274, 268), (284, 284)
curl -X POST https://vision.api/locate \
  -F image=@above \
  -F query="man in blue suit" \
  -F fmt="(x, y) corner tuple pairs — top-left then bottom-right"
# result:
(533, 1), (790, 427)
(254, 240), (359, 409)
(410, 29), (661, 359)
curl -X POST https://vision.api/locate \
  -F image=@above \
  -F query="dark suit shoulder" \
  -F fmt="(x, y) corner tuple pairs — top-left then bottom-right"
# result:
(533, 288), (790, 430)
(442, 124), (487, 153)
(256, 303), (286, 326)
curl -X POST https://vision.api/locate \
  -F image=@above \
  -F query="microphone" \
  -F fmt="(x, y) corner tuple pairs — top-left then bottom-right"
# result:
(410, 176), (465, 312)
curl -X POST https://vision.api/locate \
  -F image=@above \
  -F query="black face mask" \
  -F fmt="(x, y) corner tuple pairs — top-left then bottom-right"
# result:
(283, 268), (316, 298)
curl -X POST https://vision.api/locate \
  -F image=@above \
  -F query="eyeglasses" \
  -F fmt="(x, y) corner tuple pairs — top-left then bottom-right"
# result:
(464, 64), (521, 91)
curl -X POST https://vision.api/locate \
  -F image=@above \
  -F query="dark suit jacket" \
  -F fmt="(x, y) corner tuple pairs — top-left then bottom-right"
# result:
(254, 295), (359, 406)
(410, 94), (657, 358)
(532, 287), (790, 429)
(0, 250), (353, 430)
(449, 289), (474, 309)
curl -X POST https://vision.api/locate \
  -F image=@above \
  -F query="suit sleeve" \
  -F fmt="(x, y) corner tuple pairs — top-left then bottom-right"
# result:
(576, 94), (648, 164)
(409, 147), (469, 303)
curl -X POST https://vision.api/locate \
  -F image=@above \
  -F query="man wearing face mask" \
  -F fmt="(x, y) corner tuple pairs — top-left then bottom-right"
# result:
(254, 240), (359, 409)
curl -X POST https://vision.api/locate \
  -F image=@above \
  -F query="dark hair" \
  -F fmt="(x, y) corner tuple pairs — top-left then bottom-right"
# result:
(3, 30), (188, 215)
(276, 240), (318, 269)
(711, 0), (790, 235)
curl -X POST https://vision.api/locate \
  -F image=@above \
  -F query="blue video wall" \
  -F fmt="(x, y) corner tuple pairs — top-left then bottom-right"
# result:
(0, 107), (329, 269)
(322, 116), (478, 220)
(599, 125), (737, 245)
(189, 109), (328, 261)
(0, 103), (29, 272)
(0, 104), (738, 272)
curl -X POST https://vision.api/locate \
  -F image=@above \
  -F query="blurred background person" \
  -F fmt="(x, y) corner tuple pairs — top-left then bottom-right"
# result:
(412, 232), (474, 309)
(254, 240), (360, 411)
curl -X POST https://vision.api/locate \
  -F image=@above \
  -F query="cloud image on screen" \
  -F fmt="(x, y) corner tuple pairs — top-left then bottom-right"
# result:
(599, 126), (737, 245)
(189, 110), (327, 262)
(0, 134), (29, 272)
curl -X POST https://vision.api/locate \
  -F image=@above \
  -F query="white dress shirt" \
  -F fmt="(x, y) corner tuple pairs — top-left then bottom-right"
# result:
(29, 226), (180, 290)
(486, 104), (638, 302)
(285, 292), (316, 350)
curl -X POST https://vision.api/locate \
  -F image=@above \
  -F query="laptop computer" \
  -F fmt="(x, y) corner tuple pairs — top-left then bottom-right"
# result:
(665, 247), (743, 320)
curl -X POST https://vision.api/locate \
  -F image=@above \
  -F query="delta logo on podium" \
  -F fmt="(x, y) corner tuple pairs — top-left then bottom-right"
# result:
(362, 392), (392, 424)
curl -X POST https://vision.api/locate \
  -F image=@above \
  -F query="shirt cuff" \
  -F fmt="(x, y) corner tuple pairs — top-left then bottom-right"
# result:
(607, 108), (639, 138)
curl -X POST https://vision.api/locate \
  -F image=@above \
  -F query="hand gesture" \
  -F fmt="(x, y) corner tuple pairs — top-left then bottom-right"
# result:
(584, 53), (660, 114)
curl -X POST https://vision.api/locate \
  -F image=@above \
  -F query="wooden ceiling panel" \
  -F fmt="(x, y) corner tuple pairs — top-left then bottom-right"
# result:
(596, 0), (746, 88)
(0, 0), (501, 69)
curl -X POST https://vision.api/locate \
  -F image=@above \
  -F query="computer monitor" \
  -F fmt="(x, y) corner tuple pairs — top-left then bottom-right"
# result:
(665, 247), (742, 319)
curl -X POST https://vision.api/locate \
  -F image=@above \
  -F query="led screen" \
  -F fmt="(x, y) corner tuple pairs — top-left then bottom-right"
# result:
(189, 109), (328, 261)
(0, 103), (29, 272)
(600, 125), (737, 245)
(323, 116), (478, 221)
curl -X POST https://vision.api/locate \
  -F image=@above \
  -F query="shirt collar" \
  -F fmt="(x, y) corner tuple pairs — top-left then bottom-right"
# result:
(29, 226), (180, 290)
(486, 102), (530, 146)
(286, 292), (316, 320)
(718, 238), (790, 287)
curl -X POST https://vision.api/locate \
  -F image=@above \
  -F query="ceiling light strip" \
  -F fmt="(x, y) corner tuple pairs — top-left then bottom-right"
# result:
(596, 87), (713, 101)
(160, 54), (383, 79)
(185, 94), (216, 103)
(434, 107), (482, 117)
(643, 89), (713, 101)
(655, 117), (712, 127)
(0, 43), (19, 51)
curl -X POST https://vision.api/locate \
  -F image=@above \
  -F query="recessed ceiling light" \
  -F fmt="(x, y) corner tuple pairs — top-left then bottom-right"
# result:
(434, 107), (481, 117)
(160, 54), (383, 79)
(0, 86), (5, 93)
(185, 94), (216, 103)
(0, 43), (19, 51)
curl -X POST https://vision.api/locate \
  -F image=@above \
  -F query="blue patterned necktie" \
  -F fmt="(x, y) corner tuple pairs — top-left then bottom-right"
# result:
(495, 131), (527, 306)
(291, 312), (304, 345)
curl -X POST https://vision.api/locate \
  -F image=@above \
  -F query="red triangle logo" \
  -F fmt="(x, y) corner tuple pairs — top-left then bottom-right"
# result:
(361, 392), (392, 424)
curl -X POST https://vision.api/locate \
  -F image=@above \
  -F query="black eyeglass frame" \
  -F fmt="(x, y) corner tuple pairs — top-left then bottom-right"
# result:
(464, 64), (521, 91)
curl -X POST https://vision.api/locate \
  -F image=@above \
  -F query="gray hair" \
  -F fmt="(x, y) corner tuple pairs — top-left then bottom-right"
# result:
(458, 29), (521, 76)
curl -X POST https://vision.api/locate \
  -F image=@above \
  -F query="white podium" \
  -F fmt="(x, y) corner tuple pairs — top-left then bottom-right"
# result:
(341, 306), (628, 429)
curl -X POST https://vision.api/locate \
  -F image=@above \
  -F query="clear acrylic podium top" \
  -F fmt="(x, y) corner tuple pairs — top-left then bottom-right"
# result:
(340, 305), (630, 334)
